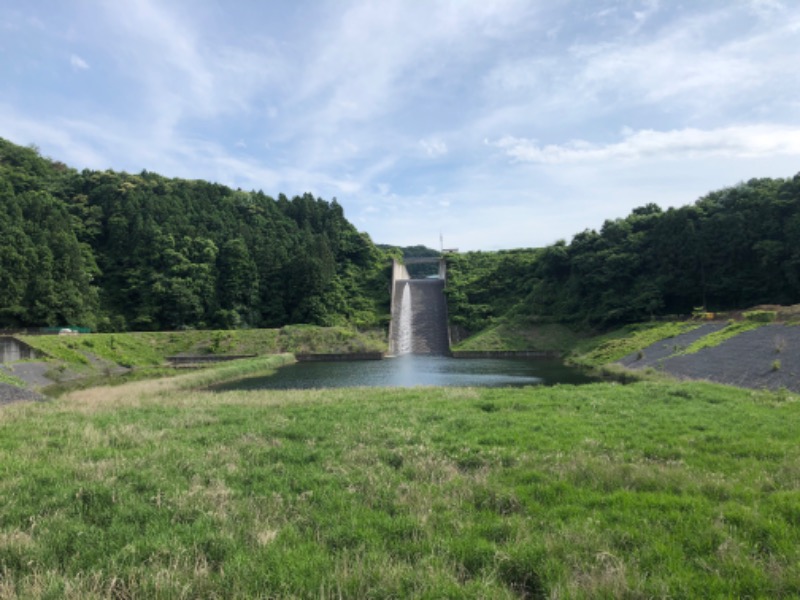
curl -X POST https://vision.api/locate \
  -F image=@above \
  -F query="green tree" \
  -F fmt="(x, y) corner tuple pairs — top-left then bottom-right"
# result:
(216, 238), (259, 328)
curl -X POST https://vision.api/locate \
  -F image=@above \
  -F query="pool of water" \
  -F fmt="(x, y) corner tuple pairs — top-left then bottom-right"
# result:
(211, 355), (594, 391)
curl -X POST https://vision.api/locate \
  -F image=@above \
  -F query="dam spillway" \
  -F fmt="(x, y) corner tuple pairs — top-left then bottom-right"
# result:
(390, 278), (450, 356)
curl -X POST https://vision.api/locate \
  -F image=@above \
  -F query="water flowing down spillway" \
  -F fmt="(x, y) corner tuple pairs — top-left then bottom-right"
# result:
(396, 282), (413, 355)
(390, 279), (450, 356)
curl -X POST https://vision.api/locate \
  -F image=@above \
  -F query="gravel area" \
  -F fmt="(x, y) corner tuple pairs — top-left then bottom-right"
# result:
(5, 362), (56, 388)
(619, 323), (728, 368)
(620, 323), (800, 392)
(0, 361), (55, 407)
(0, 382), (45, 406)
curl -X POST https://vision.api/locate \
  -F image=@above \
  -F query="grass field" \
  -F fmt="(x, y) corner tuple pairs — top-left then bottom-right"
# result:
(1, 364), (799, 598)
(451, 318), (583, 354)
(19, 326), (386, 372)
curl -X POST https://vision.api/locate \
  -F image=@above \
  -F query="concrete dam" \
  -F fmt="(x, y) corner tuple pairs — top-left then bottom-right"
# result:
(389, 259), (450, 356)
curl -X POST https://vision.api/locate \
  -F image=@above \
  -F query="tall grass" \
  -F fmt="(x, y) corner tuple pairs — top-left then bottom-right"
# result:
(1, 377), (798, 598)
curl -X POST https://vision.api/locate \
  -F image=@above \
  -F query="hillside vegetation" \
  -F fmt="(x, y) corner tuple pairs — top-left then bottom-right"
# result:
(446, 175), (800, 334)
(5, 136), (800, 343)
(0, 138), (389, 332)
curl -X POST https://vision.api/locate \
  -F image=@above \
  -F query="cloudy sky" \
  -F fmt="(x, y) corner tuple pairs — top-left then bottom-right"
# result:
(2, 1), (799, 250)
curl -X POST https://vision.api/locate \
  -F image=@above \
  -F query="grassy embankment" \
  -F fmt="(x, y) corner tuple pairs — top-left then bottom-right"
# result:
(452, 317), (583, 354)
(1, 368), (798, 598)
(565, 321), (708, 382)
(20, 325), (386, 367)
(450, 313), (707, 358)
(11, 326), (386, 392)
(451, 316), (700, 373)
(453, 309), (800, 378)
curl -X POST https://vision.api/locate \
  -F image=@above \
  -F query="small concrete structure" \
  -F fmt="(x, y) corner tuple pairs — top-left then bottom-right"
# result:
(0, 337), (37, 363)
(450, 350), (561, 359)
(295, 353), (384, 362)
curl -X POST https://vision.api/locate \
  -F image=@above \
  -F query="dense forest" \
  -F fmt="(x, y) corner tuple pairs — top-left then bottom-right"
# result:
(446, 174), (800, 332)
(378, 244), (441, 278)
(4, 136), (800, 335)
(0, 138), (390, 331)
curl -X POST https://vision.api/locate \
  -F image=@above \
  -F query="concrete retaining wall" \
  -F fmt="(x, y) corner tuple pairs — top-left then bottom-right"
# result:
(295, 353), (384, 362)
(0, 336), (38, 363)
(450, 350), (561, 359)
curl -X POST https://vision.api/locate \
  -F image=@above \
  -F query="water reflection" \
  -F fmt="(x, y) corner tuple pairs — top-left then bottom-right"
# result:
(212, 355), (593, 391)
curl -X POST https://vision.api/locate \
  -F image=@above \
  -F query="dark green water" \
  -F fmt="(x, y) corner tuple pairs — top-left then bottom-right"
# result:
(212, 355), (594, 391)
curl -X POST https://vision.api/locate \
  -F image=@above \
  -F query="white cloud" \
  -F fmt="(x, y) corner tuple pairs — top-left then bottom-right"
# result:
(96, 0), (282, 133)
(483, 57), (556, 94)
(289, 0), (535, 131)
(4, 1), (800, 251)
(748, 0), (785, 18)
(480, 3), (800, 131)
(491, 126), (800, 165)
(633, 0), (661, 25)
(0, 106), (108, 168)
(420, 138), (448, 158)
(69, 54), (89, 70)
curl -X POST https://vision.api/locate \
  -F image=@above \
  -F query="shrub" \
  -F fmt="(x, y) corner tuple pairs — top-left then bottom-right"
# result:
(743, 310), (777, 323)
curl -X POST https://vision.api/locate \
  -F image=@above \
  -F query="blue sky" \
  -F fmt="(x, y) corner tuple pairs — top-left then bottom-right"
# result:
(2, 1), (799, 250)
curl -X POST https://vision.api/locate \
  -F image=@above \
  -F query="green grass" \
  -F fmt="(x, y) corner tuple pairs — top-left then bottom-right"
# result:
(0, 368), (27, 388)
(1, 376), (798, 598)
(569, 321), (702, 367)
(682, 320), (767, 354)
(456, 311), (800, 368)
(19, 331), (214, 368)
(743, 309), (777, 323)
(452, 318), (583, 353)
(172, 354), (296, 390)
(18, 327), (386, 373)
(41, 355), (296, 399)
(39, 368), (179, 398)
(276, 325), (386, 355)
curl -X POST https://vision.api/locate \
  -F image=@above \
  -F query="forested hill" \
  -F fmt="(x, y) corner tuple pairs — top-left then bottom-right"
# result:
(447, 173), (800, 332)
(5, 135), (800, 335)
(0, 138), (389, 331)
